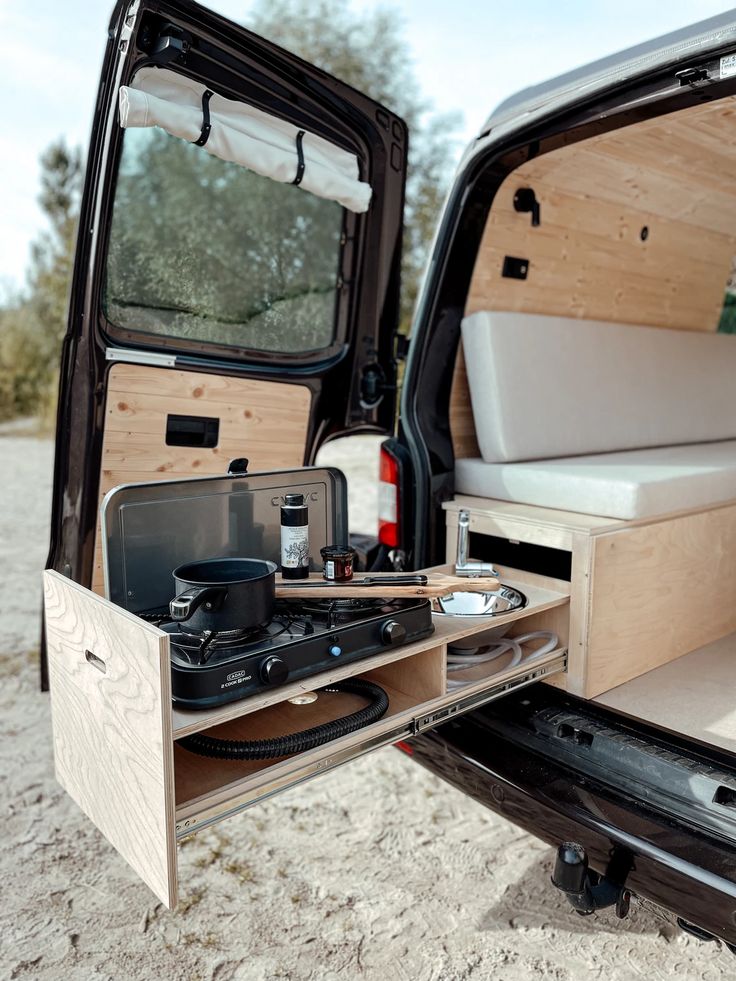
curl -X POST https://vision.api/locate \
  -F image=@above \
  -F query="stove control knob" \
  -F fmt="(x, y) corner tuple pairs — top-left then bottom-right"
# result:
(261, 656), (289, 686)
(382, 621), (407, 647)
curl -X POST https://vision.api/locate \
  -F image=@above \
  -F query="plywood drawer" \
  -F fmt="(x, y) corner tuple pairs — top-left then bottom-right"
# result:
(43, 569), (568, 909)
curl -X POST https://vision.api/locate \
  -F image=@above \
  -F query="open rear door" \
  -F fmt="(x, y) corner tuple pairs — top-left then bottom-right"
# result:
(46, 0), (407, 610)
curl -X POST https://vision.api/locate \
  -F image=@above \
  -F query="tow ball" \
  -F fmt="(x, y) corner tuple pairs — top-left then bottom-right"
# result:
(551, 842), (631, 918)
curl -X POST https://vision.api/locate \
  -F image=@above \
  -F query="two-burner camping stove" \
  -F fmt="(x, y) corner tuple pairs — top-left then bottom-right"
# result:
(161, 596), (433, 707)
(101, 466), (433, 709)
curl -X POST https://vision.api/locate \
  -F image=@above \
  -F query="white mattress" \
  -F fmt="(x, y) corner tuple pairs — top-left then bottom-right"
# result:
(461, 311), (736, 463)
(454, 441), (736, 520)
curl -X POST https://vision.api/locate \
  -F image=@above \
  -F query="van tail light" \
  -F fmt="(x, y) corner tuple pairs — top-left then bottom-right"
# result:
(378, 443), (401, 548)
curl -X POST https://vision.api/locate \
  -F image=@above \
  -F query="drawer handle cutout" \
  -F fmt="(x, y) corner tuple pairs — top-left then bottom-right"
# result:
(85, 650), (107, 674)
(165, 413), (219, 448)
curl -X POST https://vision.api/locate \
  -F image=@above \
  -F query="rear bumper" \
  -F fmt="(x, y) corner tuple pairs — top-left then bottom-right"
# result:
(410, 713), (736, 943)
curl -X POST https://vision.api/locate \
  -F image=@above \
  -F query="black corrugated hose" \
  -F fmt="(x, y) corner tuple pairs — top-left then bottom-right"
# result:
(178, 678), (390, 760)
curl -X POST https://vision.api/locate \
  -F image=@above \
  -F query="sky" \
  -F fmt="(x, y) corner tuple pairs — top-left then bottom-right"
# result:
(1, 0), (735, 292)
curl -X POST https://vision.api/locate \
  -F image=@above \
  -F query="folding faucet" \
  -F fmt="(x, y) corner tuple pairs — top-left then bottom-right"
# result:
(455, 510), (498, 578)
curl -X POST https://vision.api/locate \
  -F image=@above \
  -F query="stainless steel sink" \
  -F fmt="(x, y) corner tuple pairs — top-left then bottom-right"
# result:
(432, 584), (528, 617)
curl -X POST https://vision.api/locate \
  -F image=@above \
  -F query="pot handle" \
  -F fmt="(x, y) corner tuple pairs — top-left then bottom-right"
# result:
(170, 585), (227, 622)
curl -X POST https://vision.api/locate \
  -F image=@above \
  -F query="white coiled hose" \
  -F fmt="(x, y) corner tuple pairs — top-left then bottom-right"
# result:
(446, 630), (559, 689)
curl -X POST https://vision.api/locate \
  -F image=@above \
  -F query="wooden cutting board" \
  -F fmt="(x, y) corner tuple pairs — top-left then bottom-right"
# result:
(274, 571), (501, 600)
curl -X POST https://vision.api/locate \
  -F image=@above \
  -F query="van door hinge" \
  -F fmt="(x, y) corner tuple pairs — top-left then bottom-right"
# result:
(118, 0), (140, 51)
(150, 23), (193, 64)
(395, 334), (410, 361)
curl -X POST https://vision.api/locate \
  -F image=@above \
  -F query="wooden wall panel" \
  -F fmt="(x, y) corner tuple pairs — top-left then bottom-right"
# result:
(467, 180), (734, 330)
(448, 342), (479, 459)
(92, 364), (312, 593)
(452, 97), (736, 457)
(465, 97), (736, 331)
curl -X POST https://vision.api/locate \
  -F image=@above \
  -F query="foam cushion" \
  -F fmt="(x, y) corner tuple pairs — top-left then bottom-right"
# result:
(454, 441), (736, 520)
(461, 312), (736, 463)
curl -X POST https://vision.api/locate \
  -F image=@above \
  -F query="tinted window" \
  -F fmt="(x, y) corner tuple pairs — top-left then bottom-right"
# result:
(104, 129), (342, 353)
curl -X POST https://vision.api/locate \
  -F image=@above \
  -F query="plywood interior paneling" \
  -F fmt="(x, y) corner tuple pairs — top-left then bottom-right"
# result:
(174, 646), (446, 805)
(449, 342), (479, 460)
(466, 97), (736, 329)
(92, 364), (312, 593)
(585, 501), (736, 697)
(594, 632), (736, 754)
(453, 97), (736, 457)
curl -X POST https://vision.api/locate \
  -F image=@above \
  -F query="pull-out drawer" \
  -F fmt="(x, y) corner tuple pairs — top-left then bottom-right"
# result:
(43, 569), (568, 909)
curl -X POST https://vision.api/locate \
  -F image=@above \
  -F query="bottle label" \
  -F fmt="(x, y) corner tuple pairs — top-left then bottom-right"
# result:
(281, 525), (310, 568)
(325, 560), (335, 580)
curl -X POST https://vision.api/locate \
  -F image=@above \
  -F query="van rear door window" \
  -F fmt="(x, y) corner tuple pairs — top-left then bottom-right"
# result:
(103, 129), (343, 355)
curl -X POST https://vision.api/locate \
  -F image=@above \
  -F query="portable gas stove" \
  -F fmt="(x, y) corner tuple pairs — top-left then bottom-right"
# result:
(101, 466), (434, 710)
(162, 596), (434, 708)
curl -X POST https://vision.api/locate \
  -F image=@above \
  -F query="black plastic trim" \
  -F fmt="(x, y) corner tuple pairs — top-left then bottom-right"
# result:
(411, 700), (736, 943)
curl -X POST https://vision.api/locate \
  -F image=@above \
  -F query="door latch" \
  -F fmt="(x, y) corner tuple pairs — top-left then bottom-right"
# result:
(360, 363), (389, 408)
(150, 23), (192, 64)
(675, 67), (709, 86)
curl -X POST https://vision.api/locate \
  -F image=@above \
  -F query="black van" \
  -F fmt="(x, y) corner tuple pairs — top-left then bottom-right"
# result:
(45, 0), (736, 938)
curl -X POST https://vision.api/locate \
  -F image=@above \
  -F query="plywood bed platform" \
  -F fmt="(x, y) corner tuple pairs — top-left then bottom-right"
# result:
(594, 632), (736, 754)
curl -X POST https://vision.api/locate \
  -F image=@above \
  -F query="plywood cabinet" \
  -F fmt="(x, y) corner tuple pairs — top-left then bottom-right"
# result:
(445, 496), (736, 698)
(43, 569), (568, 909)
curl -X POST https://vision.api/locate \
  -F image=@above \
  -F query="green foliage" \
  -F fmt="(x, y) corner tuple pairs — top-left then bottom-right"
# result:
(717, 292), (736, 334)
(0, 140), (82, 423)
(106, 129), (342, 352)
(246, 0), (462, 327)
(1, 1), (460, 421)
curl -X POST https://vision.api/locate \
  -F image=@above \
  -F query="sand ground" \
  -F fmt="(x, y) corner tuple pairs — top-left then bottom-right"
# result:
(2, 433), (732, 980)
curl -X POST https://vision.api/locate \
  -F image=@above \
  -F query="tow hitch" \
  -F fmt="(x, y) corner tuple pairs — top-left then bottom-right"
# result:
(551, 842), (631, 918)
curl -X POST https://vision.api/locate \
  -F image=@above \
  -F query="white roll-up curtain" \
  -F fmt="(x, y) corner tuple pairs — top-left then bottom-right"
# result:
(118, 67), (372, 214)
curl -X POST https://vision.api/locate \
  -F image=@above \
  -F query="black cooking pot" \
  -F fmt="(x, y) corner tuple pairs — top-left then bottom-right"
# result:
(170, 558), (277, 632)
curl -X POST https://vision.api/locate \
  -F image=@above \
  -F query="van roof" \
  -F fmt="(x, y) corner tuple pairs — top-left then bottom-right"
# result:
(482, 8), (736, 136)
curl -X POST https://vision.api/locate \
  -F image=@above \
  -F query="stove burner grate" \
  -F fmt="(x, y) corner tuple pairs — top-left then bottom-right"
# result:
(180, 622), (266, 643)
(164, 612), (299, 665)
(159, 594), (434, 707)
(299, 597), (385, 613)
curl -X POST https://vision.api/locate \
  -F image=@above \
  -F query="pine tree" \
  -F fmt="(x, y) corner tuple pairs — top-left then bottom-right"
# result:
(0, 1), (460, 420)
(247, 0), (462, 327)
(0, 140), (82, 422)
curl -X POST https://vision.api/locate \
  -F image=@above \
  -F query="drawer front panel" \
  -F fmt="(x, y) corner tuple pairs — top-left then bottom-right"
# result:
(44, 571), (178, 908)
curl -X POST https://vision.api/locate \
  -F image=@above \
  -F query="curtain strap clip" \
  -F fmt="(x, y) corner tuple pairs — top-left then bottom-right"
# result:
(292, 130), (306, 185)
(193, 89), (214, 147)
